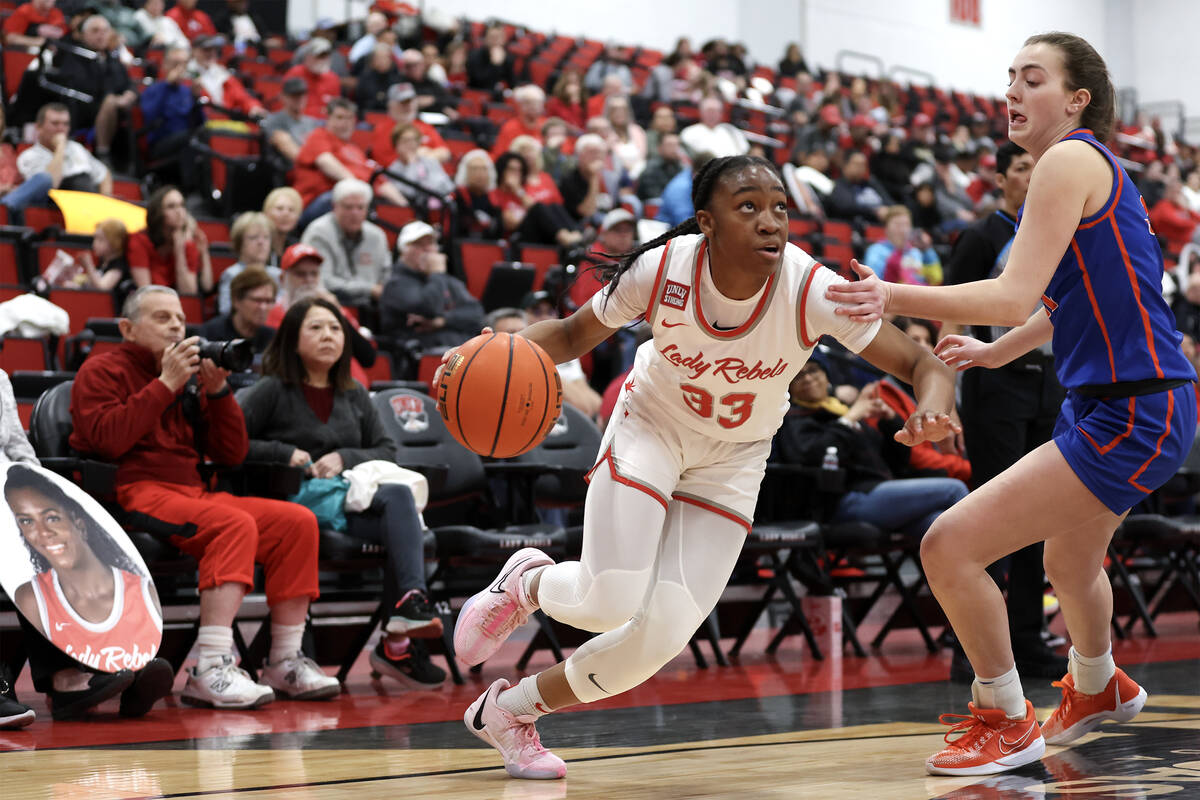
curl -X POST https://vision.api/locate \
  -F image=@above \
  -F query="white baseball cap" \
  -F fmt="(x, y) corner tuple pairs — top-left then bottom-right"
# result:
(398, 220), (438, 250)
(600, 208), (636, 231)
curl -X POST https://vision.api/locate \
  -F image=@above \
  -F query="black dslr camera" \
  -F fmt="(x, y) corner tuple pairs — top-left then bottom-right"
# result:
(197, 338), (253, 372)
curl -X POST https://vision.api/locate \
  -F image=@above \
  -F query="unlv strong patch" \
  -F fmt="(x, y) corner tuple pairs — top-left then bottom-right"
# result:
(661, 280), (690, 310)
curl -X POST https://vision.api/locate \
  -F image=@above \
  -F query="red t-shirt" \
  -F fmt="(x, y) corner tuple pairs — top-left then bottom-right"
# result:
(490, 116), (545, 159)
(545, 97), (585, 130)
(283, 64), (342, 118)
(371, 118), (447, 166)
(127, 231), (200, 288)
(2, 4), (65, 37)
(165, 6), (216, 39)
(293, 127), (377, 206)
(526, 171), (563, 205)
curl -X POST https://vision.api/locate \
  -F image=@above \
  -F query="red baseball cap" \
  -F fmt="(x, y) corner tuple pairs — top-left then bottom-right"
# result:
(281, 243), (323, 271)
(819, 105), (843, 126)
(850, 114), (873, 129)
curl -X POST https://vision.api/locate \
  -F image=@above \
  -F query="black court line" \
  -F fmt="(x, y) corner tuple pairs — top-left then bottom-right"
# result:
(113, 715), (1200, 800)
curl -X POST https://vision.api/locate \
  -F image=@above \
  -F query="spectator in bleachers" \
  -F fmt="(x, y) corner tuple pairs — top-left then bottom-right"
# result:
(306, 18), (354, 94)
(293, 98), (405, 227)
(606, 95), (647, 178)
(561, 131), (641, 225)
(540, 118), (575, 186)
(466, 23), (513, 94)
(656, 151), (714, 226)
(1182, 168), (1200, 213)
(128, 186), (213, 295)
(263, 186), (302, 264)
(908, 180), (946, 235)
(645, 106), (678, 158)
(863, 205), (942, 286)
(212, 0), (277, 49)
(348, 11), (393, 67)
(54, 14), (136, 163)
(262, 78), (319, 167)
(486, 306), (526, 333)
(491, 151), (582, 249)
(702, 38), (746, 86)
(784, 71), (819, 121)
(586, 73), (625, 120)
(70, 285), (338, 709)
(94, 0), (140, 52)
(827, 150), (893, 224)
(356, 44), (403, 113)
(491, 84), (547, 159)
(509, 135), (563, 206)
(201, 267), (276, 355)
(301, 178), (390, 307)
(400, 47), (453, 117)
(189, 35), (265, 119)
(782, 148), (832, 218)
(637, 132), (685, 200)
(3, 0), (65, 50)
(584, 42), (633, 94)
(1150, 175), (1200, 255)
(912, 144), (977, 233)
(15, 103), (112, 211)
(792, 103), (844, 160)
(902, 112), (938, 166)
(385, 123), (455, 204)
(79, 217), (128, 291)
(870, 132), (917, 206)
(379, 220), (483, 350)
(421, 42), (448, 87)
(133, 0), (187, 50)
(639, 53), (684, 106)
(1137, 159), (1167, 210)
(140, 45), (201, 189)
(371, 83), (450, 167)
(452, 148), (501, 239)
(680, 96), (749, 160)
(546, 69), (587, 131)
(442, 39), (468, 87)
(166, 0), (216, 39)
(217, 211), (280, 315)
(285, 38), (342, 119)
(777, 42), (808, 79)
(240, 295), (446, 689)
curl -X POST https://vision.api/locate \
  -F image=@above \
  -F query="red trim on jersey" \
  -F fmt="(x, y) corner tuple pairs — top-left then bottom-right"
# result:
(1080, 397), (1137, 455)
(691, 239), (777, 339)
(1071, 238), (1117, 382)
(672, 493), (752, 533)
(1042, 294), (1058, 314)
(1108, 215), (1164, 378)
(584, 445), (669, 509)
(1128, 389), (1175, 494)
(646, 240), (673, 322)
(797, 264), (822, 348)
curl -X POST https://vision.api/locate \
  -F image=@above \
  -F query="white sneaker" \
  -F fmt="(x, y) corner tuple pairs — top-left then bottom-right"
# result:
(181, 656), (274, 709)
(260, 652), (340, 700)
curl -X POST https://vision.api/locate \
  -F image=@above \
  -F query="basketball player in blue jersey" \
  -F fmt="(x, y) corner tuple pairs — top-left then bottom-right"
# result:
(830, 32), (1197, 776)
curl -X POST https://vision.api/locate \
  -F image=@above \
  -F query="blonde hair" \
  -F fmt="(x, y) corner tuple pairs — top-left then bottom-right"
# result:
(263, 186), (302, 216)
(94, 217), (128, 255)
(230, 211), (271, 256)
(882, 205), (911, 224)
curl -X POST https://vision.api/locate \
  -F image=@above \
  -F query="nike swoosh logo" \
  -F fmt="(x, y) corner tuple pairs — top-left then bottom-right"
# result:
(998, 724), (1035, 754)
(472, 685), (493, 731)
(490, 557), (533, 594)
(661, 320), (687, 328)
(587, 673), (608, 694)
(54, 622), (69, 631)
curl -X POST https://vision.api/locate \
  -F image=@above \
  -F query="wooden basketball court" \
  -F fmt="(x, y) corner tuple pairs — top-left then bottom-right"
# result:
(5, 614), (1199, 800)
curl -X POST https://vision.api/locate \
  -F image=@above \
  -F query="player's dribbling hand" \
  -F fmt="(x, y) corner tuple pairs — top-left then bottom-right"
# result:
(934, 335), (999, 371)
(894, 410), (960, 447)
(826, 260), (890, 323)
(433, 327), (494, 388)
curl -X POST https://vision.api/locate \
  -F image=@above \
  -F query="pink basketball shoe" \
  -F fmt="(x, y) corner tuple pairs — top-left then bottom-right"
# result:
(454, 548), (553, 666)
(464, 678), (566, 780)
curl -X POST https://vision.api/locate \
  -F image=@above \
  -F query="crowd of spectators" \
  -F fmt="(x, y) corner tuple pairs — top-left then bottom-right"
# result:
(2, 0), (1200, 727)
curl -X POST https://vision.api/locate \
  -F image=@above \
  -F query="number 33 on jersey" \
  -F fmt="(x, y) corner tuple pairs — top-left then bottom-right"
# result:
(592, 234), (882, 442)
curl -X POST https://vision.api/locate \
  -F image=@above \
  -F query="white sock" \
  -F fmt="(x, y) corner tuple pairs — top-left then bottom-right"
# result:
(972, 665), (1027, 719)
(1069, 646), (1116, 695)
(520, 566), (546, 611)
(497, 674), (552, 719)
(269, 623), (306, 665)
(196, 626), (234, 671)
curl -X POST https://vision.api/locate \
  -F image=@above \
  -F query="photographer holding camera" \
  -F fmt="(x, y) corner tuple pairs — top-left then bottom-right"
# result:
(69, 286), (339, 710)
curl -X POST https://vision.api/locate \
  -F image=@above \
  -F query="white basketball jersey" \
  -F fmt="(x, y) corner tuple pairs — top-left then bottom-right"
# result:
(593, 234), (880, 443)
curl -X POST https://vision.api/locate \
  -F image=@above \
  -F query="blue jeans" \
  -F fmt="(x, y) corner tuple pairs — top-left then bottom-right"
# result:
(832, 477), (969, 538)
(1, 172), (53, 219)
(345, 483), (427, 602)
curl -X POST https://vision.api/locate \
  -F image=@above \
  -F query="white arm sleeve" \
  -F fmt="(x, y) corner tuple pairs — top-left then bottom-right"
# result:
(589, 247), (661, 328)
(803, 266), (882, 353)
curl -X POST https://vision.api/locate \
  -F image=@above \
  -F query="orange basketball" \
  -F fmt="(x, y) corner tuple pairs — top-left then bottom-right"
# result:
(436, 332), (563, 458)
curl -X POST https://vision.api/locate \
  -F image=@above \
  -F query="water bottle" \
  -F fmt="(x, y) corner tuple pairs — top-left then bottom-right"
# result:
(822, 446), (839, 471)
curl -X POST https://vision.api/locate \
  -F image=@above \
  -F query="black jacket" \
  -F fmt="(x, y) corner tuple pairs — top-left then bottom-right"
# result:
(379, 262), (485, 350)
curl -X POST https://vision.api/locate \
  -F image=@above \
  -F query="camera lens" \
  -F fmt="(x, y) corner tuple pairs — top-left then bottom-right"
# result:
(197, 338), (253, 372)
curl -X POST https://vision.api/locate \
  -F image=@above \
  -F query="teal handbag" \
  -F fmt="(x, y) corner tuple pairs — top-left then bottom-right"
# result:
(288, 477), (350, 531)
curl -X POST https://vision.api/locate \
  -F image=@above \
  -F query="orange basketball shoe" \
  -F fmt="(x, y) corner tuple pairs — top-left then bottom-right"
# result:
(1041, 669), (1147, 745)
(926, 700), (1045, 776)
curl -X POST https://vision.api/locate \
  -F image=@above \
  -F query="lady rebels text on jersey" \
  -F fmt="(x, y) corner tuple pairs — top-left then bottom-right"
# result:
(593, 234), (881, 442)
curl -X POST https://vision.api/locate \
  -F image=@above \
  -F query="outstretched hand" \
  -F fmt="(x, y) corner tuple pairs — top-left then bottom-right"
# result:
(894, 410), (961, 447)
(934, 335), (998, 371)
(825, 259), (890, 323)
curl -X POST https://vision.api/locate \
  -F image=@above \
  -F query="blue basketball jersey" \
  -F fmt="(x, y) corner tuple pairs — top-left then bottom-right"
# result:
(1031, 128), (1195, 389)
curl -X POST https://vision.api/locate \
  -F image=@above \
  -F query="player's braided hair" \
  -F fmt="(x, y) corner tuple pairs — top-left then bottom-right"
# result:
(598, 155), (782, 302)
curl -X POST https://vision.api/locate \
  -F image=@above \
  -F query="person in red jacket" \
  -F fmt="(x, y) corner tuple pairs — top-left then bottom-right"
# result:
(1149, 175), (1200, 255)
(283, 38), (342, 118)
(490, 84), (547, 159)
(2, 0), (65, 49)
(166, 0), (216, 39)
(189, 35), (265, 118)
(69, 286), (340, 710)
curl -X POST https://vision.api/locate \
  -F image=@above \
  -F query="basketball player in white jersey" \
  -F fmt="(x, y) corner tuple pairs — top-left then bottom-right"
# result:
(446, 155), (961, 779)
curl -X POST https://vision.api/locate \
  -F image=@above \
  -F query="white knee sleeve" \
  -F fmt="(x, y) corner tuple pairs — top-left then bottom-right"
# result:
(537, 561), (652, 633)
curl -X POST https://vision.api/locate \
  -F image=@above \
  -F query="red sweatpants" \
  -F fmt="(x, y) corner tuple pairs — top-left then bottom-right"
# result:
(118, 481), (320, 604)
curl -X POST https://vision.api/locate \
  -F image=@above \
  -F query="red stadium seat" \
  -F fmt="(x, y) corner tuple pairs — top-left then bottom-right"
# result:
(0, 337), (49, 372)
(822, 220), (854, 244)
(196, 218), (232, 246)
(3, 49), (35, 100)
(24, 205), (65, 233)
(178, 293), (205, 324)
(518, 244), (558, 290)
(48, 288), (115, 339)
(458, 239), (507, 299)
(788, 217), (819, 238)
(360, 350), (393, 384)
